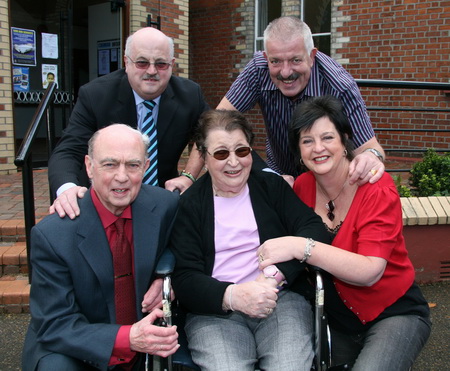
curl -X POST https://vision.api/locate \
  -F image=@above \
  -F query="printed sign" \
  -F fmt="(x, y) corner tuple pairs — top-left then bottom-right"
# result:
(11, 27), (36, 66)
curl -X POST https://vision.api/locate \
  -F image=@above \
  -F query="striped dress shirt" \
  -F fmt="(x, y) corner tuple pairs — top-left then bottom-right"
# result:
(225, 51), (374, 177)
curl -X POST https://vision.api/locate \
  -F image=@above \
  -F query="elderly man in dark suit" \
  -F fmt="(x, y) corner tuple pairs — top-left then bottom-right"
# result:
(23, 124), (179, 371)
(49, 26), (208, 219)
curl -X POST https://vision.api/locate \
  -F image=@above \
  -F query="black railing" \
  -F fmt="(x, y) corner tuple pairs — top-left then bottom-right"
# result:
(355, 79), (450, 91)
(355, 79), (450, 172)
(14, 82), (57, 282)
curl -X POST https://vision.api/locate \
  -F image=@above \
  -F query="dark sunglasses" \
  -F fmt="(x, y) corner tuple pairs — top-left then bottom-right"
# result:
(207, 146), (252, 160)
(127, 57), (172, 71)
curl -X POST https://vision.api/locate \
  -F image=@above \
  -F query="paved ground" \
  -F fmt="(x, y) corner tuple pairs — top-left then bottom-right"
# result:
(1, 281), (448, 370)
(0, 168), (50, 222)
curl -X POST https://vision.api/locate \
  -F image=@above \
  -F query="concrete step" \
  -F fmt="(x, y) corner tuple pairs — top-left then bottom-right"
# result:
(0, 275), (29, 314)
(0, 219), (26, 243)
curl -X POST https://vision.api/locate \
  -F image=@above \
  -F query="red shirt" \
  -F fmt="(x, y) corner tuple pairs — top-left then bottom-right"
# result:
(91, 189), (136, 366)
(294, 172), (415, 323)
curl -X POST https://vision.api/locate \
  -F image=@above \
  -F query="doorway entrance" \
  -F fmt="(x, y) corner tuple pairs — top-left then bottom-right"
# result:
(10, 0), (125, 162)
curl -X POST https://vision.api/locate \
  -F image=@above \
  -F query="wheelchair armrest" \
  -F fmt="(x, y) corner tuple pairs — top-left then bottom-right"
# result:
(155, 248), (175, 276)
(312, 268), (331, 371)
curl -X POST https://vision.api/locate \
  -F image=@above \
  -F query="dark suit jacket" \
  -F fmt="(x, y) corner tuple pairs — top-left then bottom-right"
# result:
(22, 185), (179, 371)
(48, 69), (209, 195)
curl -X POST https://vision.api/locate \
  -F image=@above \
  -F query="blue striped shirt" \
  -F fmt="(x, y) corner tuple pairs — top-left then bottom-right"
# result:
(225, 51), (374, 176)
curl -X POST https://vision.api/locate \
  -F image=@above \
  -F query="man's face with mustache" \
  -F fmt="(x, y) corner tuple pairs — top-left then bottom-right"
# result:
(264, 37), (317, 99)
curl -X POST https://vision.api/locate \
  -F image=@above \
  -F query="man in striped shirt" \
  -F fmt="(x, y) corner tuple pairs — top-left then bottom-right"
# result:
(217, 16), (385, 186)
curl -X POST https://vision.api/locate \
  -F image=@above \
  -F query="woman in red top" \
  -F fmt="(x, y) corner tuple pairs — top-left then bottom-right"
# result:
(257, 96), (431, 370)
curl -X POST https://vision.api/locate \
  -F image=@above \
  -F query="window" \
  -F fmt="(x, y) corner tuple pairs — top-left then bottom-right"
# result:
(303, 0), (331, 55)
(254, 0), (281, 51)
(254, 0), (331, 56)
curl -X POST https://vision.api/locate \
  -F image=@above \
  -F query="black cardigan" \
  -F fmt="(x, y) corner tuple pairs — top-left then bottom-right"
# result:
(170, 170), (328, 315)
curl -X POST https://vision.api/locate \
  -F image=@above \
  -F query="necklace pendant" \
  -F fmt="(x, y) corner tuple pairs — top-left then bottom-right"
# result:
(325, 200), (335, 221)
(325, 200), (335, 212)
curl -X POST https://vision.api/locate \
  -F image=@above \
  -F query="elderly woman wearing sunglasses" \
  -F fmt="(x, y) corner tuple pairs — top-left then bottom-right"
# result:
(169, 109), (328, 371)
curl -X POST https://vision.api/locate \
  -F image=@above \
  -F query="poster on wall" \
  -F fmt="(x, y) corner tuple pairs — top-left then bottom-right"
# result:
(11, 27), (36, 66)
(97, 39), (120, 76)
(41, 32), (58, 59)
(42, 64), (58, 89)
(13, 67), (30, 92)
(98, 49), (110, 76)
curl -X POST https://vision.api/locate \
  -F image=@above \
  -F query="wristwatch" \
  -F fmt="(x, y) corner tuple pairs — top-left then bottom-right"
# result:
(364, 148), (384, 162)
(263, 265), (286, 286)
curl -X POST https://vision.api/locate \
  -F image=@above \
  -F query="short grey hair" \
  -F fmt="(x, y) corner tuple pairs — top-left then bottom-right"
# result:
(263, 17), (314, 54)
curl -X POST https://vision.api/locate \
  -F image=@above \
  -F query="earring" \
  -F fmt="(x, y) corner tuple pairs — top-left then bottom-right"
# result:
(343, 149), (348, 157)
(300, 159), (305, 166)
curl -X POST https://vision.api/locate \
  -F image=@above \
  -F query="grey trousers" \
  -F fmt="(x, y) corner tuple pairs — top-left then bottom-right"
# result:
(185, 290), (314, 371)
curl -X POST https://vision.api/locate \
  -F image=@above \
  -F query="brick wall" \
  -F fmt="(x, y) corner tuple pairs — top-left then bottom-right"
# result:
(131, 0), (189, 78)
(190, 0), (248, 106)
(334, 0), (450, 155)
(0, 0), (15, 173)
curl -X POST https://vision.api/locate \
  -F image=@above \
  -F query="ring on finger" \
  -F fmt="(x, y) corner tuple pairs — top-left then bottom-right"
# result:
(258, 253), (264, 263)
(370, 169), (377, 176)
(267, 307), (273, 315)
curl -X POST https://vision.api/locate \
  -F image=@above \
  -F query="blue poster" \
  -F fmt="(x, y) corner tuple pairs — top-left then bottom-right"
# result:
(13, 67), (30, 92)
(11, 27), (36, 66)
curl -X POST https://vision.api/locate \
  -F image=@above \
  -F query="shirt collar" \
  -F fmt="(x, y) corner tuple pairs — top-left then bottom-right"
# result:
(133, 90), (161, 107)
(90, 188), (132, 229)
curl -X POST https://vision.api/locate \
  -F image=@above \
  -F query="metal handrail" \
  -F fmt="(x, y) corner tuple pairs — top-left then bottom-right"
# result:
(355, 78), (450, 172)
(355, 79), (450, 90)
(14, 81), (57, 283)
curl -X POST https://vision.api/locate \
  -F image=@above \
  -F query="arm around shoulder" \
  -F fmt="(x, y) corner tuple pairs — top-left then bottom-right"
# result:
(216, 97), (237, 110)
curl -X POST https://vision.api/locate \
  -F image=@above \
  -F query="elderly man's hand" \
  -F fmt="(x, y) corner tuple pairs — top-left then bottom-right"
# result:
(141, 278), (175, 313)
(130, 309), (179, 356)
(49, 186), (88, 219)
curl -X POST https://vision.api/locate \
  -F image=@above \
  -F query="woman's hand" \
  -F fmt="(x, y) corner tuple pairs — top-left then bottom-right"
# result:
(226, 280), (279, 318)
(257, 237), (303, 269)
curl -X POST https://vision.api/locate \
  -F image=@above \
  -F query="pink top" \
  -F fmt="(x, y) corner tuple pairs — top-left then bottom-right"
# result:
(212, 184), (260, 284)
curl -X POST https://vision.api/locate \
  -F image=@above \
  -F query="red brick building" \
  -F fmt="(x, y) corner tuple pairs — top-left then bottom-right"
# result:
(2, 0), (449, 173)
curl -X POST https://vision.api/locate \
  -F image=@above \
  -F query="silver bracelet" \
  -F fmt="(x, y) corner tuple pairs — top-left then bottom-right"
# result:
(300, 238), (315, 263)
(228, 284), (235, 311)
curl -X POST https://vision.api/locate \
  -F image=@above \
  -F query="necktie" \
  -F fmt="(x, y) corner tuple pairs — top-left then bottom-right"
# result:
(112, 218), (137, 325)
(142, 100), (158, 186)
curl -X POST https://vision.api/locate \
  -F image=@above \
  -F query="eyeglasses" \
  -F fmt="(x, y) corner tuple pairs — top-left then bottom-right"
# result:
(206, 146), (252, 160)
(127, 57), (172, 70)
